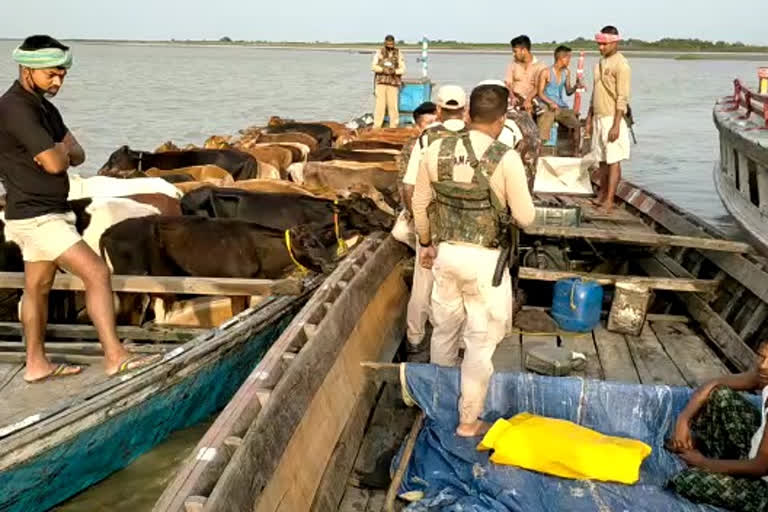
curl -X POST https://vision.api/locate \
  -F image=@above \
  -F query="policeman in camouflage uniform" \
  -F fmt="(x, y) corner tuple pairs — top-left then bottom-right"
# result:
(371, 35), (406, 128)
(393, 86), (468, 353)
(412, 84), (536, 437)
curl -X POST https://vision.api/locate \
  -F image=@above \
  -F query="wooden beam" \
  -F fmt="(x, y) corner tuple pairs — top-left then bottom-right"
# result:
(650, 321), (730, 386)
(361, 362), (401, 384)
(637, 255), (755, 371)
(592, 325), (639, 384)
(522, 225), (750, 253)
(0, 272), (303, 296)
(0, 322), (205, 342)
(518, 267), (720, 293)
(201, 237), (408, 512)
(310, 381), (380, 512)
(625, 323), (687, 386)
(613, 179), (768, 305)
(0, 341), (170, 356)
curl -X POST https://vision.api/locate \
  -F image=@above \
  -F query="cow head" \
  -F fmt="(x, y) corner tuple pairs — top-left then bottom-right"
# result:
(98, 145), (142, 177)
(336, 194), (395, 234)
(204, 135), (232, 150)
(289, 223), (339, 274)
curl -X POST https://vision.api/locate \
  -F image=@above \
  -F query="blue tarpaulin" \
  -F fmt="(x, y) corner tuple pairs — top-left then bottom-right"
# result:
(397, 364), (759, 512)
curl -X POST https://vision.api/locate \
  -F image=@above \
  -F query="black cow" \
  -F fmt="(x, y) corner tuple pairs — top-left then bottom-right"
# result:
(262, 123), (333, 148)
(180, 187), (394, 234)
(98, 146), (260, 181)
(100, 216), (339, 278)
(308, 148), (395, 163)
(0, 223), (23, 272)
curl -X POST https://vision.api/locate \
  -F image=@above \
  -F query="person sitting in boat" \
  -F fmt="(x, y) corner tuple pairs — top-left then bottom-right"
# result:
(0, 35), (158, 382)
(371, 35), (406, 128)
(395, 86), (469, 354)
(536, 45), (581, 144)
(412, 84), (535, 437)
(504, 35), (546, 114)
(667, 340), (768, 511)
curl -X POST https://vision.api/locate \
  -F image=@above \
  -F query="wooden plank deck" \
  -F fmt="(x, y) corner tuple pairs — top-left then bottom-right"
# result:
(0, 362), (110, 434)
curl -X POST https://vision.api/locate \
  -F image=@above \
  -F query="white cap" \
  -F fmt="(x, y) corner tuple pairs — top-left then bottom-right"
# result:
(476, 79), (507, 88)
(436, 85), (467, 110)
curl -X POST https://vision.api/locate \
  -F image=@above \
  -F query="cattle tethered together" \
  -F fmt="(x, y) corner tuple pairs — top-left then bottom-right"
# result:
(55, 118), (411, 329)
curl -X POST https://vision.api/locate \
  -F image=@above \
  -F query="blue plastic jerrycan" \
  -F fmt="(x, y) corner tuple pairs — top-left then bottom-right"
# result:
(552, 278), (603, 332)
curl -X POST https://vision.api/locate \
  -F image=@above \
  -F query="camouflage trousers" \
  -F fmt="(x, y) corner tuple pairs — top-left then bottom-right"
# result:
(668, 386), (768, 511)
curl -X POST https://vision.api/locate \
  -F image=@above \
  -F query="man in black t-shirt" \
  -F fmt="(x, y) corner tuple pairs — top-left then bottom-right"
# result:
(0, 35), (157, 382)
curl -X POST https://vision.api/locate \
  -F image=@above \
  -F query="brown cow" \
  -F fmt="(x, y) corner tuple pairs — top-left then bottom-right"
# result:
(237, 144), (293, 172)
(155, 141), (181, 152)
(300, 161), (400, 213)
(122, 193), (183, 216)
(174, 178), (334, 198)
(247, 142), (307, 163)
(356, 127), (419, 144)
(253, 132), (319, 152)
(145, 165), (234, 183)
(341, 140), (403, 151)
(268, 116), (352, 142)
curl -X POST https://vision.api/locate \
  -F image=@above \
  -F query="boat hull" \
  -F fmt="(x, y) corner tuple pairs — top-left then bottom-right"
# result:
(714, 160), (768, 255)
(0, 294), (308, 512)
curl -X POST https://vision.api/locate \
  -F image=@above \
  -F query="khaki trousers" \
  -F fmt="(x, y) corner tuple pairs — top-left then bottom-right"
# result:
(374, 83), (400, 128)
(430, 243), (510, 424)
(537, 106), (580, 141)
(391, 211), (432, 345)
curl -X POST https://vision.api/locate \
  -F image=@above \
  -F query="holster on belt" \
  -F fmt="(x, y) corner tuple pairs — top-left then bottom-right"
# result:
(492, 222), (518, 287)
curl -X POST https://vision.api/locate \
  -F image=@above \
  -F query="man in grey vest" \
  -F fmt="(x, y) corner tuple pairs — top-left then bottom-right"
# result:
(412, 84), (535, 437)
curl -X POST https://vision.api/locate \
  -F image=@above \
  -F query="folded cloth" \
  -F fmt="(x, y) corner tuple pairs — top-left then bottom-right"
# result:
(12, 47), (73, 69)
(478, 412), (652, 484)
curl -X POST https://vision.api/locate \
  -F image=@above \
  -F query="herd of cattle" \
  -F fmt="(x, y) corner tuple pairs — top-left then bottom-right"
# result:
(0, 117), (420, 326)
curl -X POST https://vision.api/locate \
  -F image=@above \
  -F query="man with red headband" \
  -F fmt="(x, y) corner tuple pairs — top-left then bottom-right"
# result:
(586, 25), (632, 213)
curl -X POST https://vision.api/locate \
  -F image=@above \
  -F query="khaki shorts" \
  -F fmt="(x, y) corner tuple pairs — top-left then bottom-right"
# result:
(591, 116), (630, 165)
(4, 212), (82, 262)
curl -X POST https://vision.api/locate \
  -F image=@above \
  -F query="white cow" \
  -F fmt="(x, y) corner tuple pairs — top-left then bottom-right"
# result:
(68, 174), (183, 201)
(81, 198), (160, 259)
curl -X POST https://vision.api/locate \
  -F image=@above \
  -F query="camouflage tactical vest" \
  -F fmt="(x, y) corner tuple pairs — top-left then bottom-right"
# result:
(428, 134), (513, 248)
(375, 48), (402, 87)
(397, 136), (418, 182)
(419, 123), (468, 150)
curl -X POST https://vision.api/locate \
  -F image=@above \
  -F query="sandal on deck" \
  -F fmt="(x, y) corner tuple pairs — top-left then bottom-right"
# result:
(24, 363), (83, 384)
(110, 354), (161, 377)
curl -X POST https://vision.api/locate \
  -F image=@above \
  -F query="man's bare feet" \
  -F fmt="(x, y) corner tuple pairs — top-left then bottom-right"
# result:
(590, 198), (604, 207)
(24, 361), (82, 383)
(596, 203), (615, 214)
(456, 420), (492, 437)
(106, 354), (162, 377)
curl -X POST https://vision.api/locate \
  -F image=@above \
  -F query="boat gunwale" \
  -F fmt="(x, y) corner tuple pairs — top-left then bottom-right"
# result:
(155, 232), (408, 511)
(0, 277), (321, 468)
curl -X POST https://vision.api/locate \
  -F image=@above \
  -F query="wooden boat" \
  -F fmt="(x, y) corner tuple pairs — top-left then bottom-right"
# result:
(713, 74), (768, 254)
(156, 172), (768, 511)
(0, 273), (316, 512)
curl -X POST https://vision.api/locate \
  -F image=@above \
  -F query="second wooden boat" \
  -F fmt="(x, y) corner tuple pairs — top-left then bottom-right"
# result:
(155, 170), (768, 511)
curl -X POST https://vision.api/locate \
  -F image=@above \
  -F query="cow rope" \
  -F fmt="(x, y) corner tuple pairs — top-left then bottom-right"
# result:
(284, 229), (310, 275)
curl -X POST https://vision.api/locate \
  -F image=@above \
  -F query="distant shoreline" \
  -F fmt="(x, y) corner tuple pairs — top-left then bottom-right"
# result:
(2, 39), (767, 60)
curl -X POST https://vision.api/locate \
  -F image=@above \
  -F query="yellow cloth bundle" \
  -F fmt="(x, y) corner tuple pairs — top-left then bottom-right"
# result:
(478, 412), (652, 485)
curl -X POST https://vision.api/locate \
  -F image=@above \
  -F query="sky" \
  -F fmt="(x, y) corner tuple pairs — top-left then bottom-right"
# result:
(0, 0), (766, 45)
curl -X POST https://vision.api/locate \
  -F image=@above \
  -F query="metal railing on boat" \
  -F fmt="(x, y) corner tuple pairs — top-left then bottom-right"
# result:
(730, 77), (768, 130)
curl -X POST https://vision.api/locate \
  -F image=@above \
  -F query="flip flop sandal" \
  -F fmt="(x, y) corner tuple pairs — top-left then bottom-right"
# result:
(24, 363), (82, 384)
(110, 354), (161, 377)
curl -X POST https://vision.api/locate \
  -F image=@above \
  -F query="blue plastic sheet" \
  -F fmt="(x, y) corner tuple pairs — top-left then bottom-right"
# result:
(397, 364), (760, 512)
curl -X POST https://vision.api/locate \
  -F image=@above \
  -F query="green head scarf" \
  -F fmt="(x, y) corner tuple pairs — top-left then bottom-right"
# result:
(12, 46), (73, 69)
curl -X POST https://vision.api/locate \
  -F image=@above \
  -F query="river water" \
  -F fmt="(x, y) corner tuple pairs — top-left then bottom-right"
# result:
(0, 42), (763, 509)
